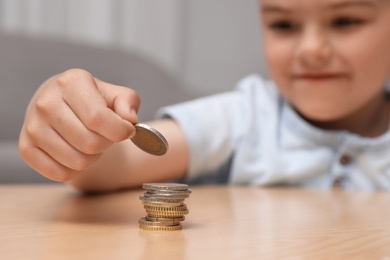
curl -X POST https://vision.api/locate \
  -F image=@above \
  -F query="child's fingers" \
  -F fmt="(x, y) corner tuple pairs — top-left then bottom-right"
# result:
(46, 100), (113, 155)
(58, 69), (136, 142)
(95, 78), (141, 125)
(19, 129), (80, 182)
(42, 126), (100, 169)
(20, 117), (102, 182)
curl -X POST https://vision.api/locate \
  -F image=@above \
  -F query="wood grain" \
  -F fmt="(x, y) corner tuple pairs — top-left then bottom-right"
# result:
(1, 184), (390, 259)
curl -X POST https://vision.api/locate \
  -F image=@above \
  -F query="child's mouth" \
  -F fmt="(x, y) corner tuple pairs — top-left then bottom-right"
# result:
(294, 73), (347, 81)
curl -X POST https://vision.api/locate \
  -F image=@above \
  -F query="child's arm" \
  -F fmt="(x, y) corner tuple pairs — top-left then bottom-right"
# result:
(68, 119), (188, 192)
(18, 69), (188, 192)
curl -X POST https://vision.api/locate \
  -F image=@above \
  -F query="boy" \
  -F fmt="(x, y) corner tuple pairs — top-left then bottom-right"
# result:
(19, 0), (390, 192)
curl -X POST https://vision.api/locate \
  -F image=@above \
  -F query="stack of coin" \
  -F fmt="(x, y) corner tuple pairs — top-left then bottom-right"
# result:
(139, 183), (191, 231)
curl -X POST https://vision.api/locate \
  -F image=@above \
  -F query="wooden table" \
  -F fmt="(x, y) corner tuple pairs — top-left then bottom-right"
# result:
(1, 184), (390, 259)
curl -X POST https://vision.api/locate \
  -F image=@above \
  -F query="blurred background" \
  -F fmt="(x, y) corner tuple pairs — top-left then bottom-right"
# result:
(0, 0), (267, 183)
(0, 0), (266, 95)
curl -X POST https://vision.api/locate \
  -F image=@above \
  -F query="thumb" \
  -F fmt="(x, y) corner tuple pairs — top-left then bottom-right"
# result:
(95, 78), (140, 124)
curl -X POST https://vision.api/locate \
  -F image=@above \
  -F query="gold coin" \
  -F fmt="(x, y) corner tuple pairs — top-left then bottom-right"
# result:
(144, 205), (188, 212)
(145, 216), (185, 224)
(139, 217), (182, 227)
(139, 223), (182, 231)
(146, 209), (189, 217)
(139, 217), (168, 227)
(131, 123), (168, 156)
(142, 200), (183, 207)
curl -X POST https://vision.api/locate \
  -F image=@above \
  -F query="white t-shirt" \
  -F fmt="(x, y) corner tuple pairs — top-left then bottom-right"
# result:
(158, 75), (390, 190)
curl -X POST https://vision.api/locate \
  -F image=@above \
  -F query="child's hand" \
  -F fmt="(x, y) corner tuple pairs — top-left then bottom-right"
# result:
(19, 69), (140, 182)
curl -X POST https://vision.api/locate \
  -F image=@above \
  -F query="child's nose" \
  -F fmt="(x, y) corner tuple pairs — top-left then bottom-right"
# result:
(296, 27), (332, 68)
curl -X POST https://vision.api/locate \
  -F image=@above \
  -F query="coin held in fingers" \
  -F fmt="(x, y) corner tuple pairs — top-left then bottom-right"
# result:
(131, 123), (168, 156)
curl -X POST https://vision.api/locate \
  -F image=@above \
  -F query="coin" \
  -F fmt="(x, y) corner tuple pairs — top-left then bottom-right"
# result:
(139, 217), (183, 227)
(144, 204), (188, 212)
(139, 182), (191, 231)
(131, 123), (168, 156)
(139, 223), (182, 231)
(143, 192), (190, 199)
(145, 216), (185, 224)
(146, 210), (188, 218)
(139, 195), (185, 203)
(142, 200), (184, 207)
(143, 183), (188, 191)
(145, 189), (192, 195)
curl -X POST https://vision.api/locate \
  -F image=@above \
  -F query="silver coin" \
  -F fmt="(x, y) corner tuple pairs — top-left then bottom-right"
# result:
(139, 195), (185, 203)
(143, 183), (188, 191)
(131, 123), (168, 156)
(143, 192), (190, 199)
(145, 189), (192, 195)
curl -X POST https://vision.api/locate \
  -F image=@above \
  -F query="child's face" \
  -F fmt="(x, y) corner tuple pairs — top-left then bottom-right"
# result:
(260, 0), (390, 122)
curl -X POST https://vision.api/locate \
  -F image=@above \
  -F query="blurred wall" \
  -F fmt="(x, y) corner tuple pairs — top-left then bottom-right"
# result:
(0, 0), (266, 95)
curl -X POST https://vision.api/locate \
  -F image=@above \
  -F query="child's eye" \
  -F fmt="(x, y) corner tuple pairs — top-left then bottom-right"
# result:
(269, 21), (298, 32)
(332, 17), (363, 28)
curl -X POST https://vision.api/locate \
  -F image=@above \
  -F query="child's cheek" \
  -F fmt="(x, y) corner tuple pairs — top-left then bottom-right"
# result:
(264, 40), (291, 82)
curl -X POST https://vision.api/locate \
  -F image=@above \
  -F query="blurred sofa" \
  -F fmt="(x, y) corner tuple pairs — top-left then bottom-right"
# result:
(0, 32), (196, 183)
